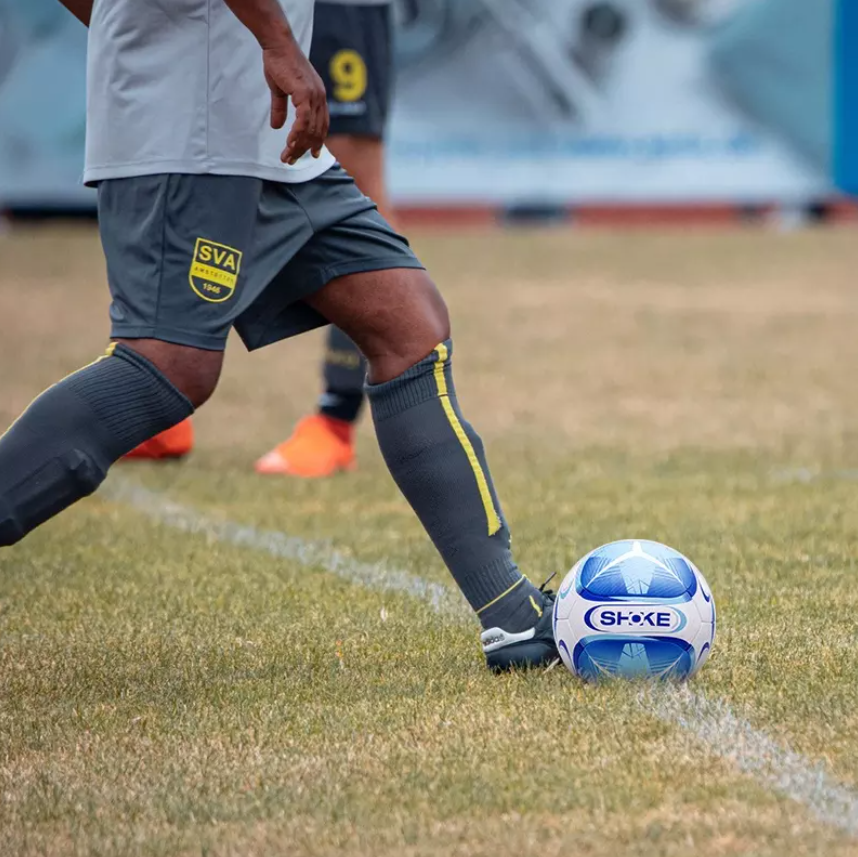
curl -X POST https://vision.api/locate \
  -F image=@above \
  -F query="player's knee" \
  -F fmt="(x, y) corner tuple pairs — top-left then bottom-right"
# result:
(307, 268), (451, 383)
(367, 271), (451, 381)
(395, 271), (450, 365)
(173, 362), (220, 409)
(416, 289), (451, 358)
(114, 339), (223, 408)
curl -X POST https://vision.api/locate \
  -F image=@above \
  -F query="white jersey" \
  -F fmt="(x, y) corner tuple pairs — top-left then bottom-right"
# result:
(84, 0), (335, 185)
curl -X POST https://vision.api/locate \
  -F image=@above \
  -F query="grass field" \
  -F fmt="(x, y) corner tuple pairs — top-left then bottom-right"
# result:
(2, 224), (858, 856)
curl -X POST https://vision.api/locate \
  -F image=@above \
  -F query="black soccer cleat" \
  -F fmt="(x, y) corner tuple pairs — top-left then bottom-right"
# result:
(481, 581), (560, 672)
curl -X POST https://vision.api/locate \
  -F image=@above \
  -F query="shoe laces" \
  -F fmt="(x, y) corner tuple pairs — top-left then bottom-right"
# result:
(538, 572), (557, 602)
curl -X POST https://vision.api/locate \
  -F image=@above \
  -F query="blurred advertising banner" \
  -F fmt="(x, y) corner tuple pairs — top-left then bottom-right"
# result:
(0, 0), (91, 206)
(835, 0), (858, 194)
(0, 0), (836, 207)
(388, 0), (832, 204)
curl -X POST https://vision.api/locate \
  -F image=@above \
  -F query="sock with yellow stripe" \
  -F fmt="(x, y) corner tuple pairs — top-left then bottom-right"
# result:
(0, 343), (193, 547)
(366, 339), (543, 633)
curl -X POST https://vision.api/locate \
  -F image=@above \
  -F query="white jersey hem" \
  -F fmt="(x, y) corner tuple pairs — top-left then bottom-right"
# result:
(83, 151), (337, 186)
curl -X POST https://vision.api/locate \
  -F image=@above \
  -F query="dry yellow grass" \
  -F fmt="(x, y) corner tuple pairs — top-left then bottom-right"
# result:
(2, 224), (858, 856)
(3, 225), (857, 456)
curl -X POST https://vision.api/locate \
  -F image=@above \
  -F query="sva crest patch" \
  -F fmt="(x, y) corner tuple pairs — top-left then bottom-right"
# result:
(189, 238), (243, 303)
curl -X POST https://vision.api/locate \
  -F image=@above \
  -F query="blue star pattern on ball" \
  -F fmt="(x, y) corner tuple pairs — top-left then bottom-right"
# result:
(553, 540), (715, 682)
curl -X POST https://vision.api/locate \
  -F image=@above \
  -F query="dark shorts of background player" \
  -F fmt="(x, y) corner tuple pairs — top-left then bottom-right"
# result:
(97, 166), (423, 352)
(310, 2), (393, 139)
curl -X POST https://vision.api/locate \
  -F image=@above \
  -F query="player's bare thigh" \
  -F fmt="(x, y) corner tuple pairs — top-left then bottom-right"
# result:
(305, 267), (450, 384)
(114, 268), (447, 400)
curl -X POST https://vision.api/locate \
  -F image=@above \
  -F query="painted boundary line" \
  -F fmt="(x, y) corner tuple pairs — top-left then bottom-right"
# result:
(772, 468), (858, 484)
(104, 476), (858, 837)
(647, 689), (858, 836)
(102, 478), (467, 618)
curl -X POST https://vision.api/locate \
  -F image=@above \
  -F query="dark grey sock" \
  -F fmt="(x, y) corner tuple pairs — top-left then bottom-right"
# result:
(366, 339), (544, 633)
(318, 326), (366, 424)
(0, 344), (193, 546)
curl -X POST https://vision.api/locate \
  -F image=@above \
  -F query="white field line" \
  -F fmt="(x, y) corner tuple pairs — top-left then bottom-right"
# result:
(104, 476), (858, 836)
(101, 478), (468, 618)
(772, 468), (858, 484)
(645, 688), (858, 836)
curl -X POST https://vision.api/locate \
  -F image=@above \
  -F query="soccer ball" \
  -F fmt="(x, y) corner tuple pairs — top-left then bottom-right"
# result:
(553, 539), (715, 681)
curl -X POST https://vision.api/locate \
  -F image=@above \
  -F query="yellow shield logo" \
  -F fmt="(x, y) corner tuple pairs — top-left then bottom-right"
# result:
(189, 238), (243, 303)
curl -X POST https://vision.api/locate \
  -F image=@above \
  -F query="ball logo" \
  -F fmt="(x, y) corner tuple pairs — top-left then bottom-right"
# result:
(559, 577), (576, 600)
(584, 605), (686, 634)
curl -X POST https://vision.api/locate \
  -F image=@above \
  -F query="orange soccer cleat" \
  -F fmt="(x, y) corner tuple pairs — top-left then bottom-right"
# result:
(122, 418), (195, 461)
(255, 414), (356, 478)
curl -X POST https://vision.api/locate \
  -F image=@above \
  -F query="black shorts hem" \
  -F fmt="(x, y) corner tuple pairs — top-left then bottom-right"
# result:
(317, 255), (426, 288)
(328, 116), (387, 140)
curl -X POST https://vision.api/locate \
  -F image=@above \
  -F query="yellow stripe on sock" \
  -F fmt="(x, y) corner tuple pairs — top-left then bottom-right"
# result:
(476, 575), (525, 615)
(0, 344), (116, 443)
(433, 342), (502, 537)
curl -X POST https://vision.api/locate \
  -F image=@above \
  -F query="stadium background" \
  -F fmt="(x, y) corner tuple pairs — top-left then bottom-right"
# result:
(0, 0), (851, 213)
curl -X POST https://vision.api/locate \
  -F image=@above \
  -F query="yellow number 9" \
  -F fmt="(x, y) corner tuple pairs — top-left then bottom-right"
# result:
(330, 49), (368, 103)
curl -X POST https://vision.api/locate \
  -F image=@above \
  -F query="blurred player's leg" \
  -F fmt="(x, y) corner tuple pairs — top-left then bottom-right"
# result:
(256, 325), (364, 476)
(255, 0), (393, 479)
(327, 134), (391, 223)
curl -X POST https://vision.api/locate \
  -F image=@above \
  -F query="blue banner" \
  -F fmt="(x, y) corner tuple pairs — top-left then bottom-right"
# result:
(387, 0), (832, 203)
(0, 0), (92, 205)
(835, 0), (857, 193)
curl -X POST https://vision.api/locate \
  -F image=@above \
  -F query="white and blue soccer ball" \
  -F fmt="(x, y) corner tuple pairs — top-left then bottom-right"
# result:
(553, 540), (715, 681)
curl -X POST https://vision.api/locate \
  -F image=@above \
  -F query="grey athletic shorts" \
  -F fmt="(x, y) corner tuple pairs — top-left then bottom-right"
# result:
(97, 166), (422, 351)
(310, 2), (393, 138)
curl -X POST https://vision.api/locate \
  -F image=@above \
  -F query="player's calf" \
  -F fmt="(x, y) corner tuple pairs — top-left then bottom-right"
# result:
(0, 340), (220, 547)
(307, 269), (551, 663)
